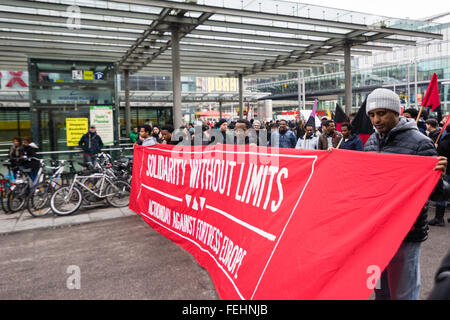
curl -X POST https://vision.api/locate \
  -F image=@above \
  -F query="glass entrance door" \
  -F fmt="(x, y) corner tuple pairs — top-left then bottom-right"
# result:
(28, 58), (117, 152)
(40, 107), (90, 153)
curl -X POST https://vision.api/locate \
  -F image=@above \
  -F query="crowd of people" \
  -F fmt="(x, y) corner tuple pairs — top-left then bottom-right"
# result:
(4, 87), (449, 299)
(130, 116), (364, 151)
(128, 88), (450, 300)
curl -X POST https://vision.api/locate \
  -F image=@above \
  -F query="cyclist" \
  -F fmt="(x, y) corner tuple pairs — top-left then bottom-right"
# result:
(78, 125), (104, 168)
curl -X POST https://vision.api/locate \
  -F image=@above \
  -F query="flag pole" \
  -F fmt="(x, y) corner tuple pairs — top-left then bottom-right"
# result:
(416, 106), (423, 123)
(336, 136), (344, 149)
(435, 130), (444, 145)
(435, 114), (450, 145)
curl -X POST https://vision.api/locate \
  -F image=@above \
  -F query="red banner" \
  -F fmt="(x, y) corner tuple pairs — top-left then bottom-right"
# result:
(129, 144), (440, 299)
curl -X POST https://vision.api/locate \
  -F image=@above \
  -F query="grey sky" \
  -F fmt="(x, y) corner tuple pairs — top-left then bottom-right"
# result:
(286, 0), (449, 20)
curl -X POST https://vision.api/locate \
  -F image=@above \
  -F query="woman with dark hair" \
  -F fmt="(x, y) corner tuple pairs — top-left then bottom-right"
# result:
(215, 118), (228, 144)
(8, 136), (23, 172)
(152, 126), (163, 143)
(296, 119), (306, 140)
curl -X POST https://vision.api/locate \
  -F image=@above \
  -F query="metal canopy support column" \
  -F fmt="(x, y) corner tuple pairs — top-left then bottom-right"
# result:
(219, 100), (223, 119)
(297, 69), (305, 119)
(407, 65), (411, 109)
(239, 74), (243, 119)
(172, 26), (182, 128)
(414, 59), (418, 108)
(344, 42), (352, 115)
(124, 69), (131, 138)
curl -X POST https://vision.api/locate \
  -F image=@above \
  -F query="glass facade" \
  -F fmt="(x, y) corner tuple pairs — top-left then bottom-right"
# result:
(118, 107), (173, 137)
(28, 58), (118, 152)
(0, 108), (31, 143)
(248, 24), (450, 114)
(118, 75), (197, 92)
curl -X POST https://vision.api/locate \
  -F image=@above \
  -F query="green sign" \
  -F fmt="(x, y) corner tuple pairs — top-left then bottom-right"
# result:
(90, 106), (114, 146)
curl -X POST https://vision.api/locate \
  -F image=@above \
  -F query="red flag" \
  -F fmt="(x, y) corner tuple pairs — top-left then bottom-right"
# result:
(129, 144), (440, 299)
(422, 73), (440, 111)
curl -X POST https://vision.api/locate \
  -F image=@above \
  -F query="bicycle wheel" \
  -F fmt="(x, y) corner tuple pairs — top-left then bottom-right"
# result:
(27, 182), (53, 217)
(7, 185), (27, 213)
(0, 173), (8, 213)
(105, 180), (131, 208)
(50, 186), (82, 216)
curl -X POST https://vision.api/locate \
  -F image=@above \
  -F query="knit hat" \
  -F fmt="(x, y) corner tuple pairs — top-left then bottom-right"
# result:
(366, 88), (401, 115)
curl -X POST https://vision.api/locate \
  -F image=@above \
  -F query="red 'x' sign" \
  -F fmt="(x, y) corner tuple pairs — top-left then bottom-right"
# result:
(6, 71), (27, 88)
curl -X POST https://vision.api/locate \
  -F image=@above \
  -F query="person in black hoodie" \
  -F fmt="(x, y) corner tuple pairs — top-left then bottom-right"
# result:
(22, 136), (40, 183)
(426, 118), (441, 143)
(78, 125), (103, 168)
(432, 124), (450, 226)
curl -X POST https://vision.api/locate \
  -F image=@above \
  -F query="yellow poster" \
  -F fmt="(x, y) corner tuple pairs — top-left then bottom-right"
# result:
(66, 118), (88, 146)
(230, 78), (237, 92)
(83, 70), (94, 80)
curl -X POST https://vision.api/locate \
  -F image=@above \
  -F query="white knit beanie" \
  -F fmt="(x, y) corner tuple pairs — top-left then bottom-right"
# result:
(366, 88), (401, 115)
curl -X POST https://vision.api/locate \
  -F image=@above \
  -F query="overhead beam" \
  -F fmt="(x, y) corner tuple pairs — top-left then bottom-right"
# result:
(117, 0), (443, 39)
(129, 11), (214, 73)
(0, 22), (143, 39)
(0, 11), (149, 31)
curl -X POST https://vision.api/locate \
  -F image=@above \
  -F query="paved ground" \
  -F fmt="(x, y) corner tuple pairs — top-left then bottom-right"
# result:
(0, 214), (219, 300)
(0, 203), (134, 235)
(0, 205), (448, 299)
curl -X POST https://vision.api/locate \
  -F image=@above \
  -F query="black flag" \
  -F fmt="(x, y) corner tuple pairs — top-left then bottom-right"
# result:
(351, 98), (374, 145)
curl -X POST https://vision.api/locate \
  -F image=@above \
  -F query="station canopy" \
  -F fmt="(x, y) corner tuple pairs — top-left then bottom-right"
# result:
(0, 0), (444, 78)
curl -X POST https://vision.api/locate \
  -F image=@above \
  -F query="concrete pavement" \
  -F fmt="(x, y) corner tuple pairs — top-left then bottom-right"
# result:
(0, 215), (219, 300)
(0, 203), (136, 235)
(0, 204), (448, 299)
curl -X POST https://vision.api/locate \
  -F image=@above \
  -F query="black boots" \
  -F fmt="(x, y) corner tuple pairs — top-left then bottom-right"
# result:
(429, 205), (445, 226)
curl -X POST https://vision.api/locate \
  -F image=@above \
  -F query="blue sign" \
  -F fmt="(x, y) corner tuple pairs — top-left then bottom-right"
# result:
(94, 71), (104, 80)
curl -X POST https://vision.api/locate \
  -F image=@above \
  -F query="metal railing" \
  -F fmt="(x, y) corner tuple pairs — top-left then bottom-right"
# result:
(0, 146), (134, 158)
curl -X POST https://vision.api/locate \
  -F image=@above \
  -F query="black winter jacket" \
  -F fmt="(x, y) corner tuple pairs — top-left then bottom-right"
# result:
(364, 117), (450, 242)
(23, 143), (40, 169)
(437, 133), (450, 175)
(340, 134), (364, 151)
(78, 131), (103, 154)
(428, 128), (441, 144)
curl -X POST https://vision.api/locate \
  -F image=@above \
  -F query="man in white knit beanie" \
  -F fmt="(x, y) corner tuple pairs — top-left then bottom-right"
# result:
(363, 88), (449, 300)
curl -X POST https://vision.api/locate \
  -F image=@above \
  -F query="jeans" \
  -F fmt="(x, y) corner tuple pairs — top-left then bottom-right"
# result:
(435, 174), (450, 209)
(375, 241), (422, 300)
(83, 154), (97, 169)
(28, 169), (38, 186)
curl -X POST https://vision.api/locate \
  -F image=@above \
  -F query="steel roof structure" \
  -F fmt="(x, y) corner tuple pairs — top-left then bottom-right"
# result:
(0, 0), (445, 127)
(0, 0), (444, 78)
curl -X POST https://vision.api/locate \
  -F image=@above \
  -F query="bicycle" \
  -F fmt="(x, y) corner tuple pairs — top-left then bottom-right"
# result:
(26, 159), (76, 217)
(50, 165), (131, 216)
(0, 173), (8, 213)
(1, 160), (18, 213)
(6, 158), (45, 213)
